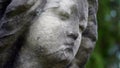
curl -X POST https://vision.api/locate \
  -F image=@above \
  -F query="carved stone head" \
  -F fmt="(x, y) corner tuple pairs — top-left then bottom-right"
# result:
(24, 0), (88, 66)
(0, 0), (97, 68)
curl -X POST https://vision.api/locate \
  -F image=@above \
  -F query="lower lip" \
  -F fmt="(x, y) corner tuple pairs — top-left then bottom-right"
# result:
(64, 46), (73, 52)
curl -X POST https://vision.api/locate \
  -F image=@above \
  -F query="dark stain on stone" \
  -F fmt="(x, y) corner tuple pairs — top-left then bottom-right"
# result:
(37, 37), (40, 40)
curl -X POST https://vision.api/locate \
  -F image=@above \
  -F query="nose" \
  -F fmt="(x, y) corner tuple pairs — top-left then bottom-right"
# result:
(66, 31), (79, 40)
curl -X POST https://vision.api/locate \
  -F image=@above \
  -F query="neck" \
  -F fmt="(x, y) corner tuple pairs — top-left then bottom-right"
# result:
(14, 45), (66, 68)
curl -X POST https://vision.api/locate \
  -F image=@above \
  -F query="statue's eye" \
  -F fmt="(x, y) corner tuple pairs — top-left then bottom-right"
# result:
(58, 12), (70, 20)
(79, 24), (85, 32)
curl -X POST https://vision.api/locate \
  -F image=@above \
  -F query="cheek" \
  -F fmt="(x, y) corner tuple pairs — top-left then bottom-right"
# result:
(26, 14), (66, 52)
(37, 15), (64, 40)
(29, 14), (63, 37)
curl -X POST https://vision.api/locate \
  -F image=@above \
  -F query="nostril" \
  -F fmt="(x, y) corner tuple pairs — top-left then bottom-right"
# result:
(67, 31), (79, 40)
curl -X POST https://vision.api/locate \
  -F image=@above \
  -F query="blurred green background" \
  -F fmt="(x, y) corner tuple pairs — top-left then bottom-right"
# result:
(86, 0), (120, 68)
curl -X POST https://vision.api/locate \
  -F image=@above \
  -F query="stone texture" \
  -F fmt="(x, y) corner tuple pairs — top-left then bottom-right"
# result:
(0, 0), (98, 68)
(69, 0), (98, 68)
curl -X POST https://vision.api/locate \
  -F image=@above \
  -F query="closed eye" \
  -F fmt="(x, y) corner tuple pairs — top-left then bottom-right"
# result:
(79, 24), (85, 32)
(58, 12), (70, 20)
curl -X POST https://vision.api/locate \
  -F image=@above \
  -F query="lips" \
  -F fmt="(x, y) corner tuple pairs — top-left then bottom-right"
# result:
(64, 42), (74, 47)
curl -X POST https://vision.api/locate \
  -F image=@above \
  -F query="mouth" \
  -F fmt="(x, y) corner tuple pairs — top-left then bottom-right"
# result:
(62, 42), (75, 54)
(44, 43), (75, 64)
(46, 45), (74, 63)
(46, 42), (75, 57)
(64, 42), (74, 48)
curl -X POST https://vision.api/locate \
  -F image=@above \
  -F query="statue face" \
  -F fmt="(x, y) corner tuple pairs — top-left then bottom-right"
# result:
(25, 0), (87, 65)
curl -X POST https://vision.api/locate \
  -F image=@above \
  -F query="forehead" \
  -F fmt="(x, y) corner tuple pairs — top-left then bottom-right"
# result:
(45, 0), (88, 16)
(44, 0), (75, 12)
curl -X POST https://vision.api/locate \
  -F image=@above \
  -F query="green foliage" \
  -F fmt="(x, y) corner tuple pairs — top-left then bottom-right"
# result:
(86, 0), (120, 68)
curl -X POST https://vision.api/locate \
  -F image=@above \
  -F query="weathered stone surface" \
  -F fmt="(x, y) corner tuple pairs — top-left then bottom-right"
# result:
(0, 0), (11, 19)
(0, 0), (98, 68)
(69, 0), (98, 68)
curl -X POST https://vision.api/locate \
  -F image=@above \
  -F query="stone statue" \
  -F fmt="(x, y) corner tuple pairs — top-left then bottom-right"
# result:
(0, 0), (98, 68)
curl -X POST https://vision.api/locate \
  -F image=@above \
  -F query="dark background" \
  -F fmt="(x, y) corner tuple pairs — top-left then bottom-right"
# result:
(86, 0), (120, 68)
